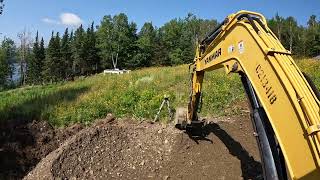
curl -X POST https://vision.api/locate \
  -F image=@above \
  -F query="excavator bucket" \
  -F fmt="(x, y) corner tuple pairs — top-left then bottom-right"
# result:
(174, 107), (188, 130)
(175, 107), (206, 131)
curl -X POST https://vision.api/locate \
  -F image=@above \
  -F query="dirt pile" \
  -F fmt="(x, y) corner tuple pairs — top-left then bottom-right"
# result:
(25, 119), (179, 179)
(25, 115), (263, 180)
(0, 120), (83, 179)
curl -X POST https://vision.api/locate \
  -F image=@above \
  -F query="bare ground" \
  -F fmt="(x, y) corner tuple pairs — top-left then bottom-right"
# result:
(22, 114), (263, 180)
(0, 119), (83, 180)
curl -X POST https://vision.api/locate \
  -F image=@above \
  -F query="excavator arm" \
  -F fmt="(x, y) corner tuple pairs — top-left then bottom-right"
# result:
(176, 10), (320, 180)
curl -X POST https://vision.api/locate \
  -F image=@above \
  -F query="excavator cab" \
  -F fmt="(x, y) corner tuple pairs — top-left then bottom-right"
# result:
(175, 10), (320, 180)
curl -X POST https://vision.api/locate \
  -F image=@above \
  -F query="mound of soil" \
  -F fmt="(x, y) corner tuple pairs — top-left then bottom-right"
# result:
(0, 120), (83, 179)
(25, 115), (263, 180)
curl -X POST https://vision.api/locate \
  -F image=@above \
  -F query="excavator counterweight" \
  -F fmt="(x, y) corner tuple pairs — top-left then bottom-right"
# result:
(176, 10), (320, 180)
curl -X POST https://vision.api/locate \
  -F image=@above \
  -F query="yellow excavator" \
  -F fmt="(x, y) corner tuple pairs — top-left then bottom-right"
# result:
(175, 10), (320, 180)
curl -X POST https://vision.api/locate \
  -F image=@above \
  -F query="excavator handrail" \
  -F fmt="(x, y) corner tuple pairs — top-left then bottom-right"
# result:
(200, 19), (226, 46)
(201, 11), (269, 51)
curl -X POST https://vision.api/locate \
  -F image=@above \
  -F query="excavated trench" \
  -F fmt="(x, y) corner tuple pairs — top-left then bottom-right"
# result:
(24, 115), (263, 180)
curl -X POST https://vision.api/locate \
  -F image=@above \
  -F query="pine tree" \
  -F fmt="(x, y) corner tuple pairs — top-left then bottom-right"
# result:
(86, 22), (99, 74)
(39, 37), (45, 79)
(91, 22), (100, 73)
(69, 30), (75, 78)
(133, 22), (156, 67)
(84, 26), (92, 74)
(61, 28), (73, 80)
(43, 32), (62, 82)
(27, 31), (40, 84)
(72, 24), (87, 75)
(54, 32), (62, 80)
(43, 32), (54, 82)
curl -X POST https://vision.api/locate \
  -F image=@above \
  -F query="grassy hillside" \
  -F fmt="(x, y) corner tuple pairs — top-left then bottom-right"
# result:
(0, 59), (319, 127)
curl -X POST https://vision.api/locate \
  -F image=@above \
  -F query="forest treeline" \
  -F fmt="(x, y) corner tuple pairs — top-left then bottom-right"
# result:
(0, 13), (319, 89)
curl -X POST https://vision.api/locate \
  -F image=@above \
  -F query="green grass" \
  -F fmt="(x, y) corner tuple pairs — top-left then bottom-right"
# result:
(0, 59), (319, 127)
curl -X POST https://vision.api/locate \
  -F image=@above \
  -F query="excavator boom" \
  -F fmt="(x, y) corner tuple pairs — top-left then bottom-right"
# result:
(176, 10), (320, 180)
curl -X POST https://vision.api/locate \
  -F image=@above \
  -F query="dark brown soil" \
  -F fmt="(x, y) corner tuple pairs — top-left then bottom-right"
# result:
(0, 120), (83, 179)
(24, 115), (263, 180)
(161, 117), (263, 180)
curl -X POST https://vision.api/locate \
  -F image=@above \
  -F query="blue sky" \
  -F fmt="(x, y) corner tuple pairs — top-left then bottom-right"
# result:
(0, 0), (319, 44)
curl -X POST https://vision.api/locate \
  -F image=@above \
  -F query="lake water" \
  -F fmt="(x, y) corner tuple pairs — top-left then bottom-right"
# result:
(11, 63), (22, 83)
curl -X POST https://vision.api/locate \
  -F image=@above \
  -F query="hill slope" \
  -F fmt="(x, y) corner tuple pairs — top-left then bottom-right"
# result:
(0, 59), (319, 126)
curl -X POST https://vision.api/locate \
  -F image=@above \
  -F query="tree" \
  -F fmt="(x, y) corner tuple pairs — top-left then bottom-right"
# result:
(72, 24), (87, 75)
(43, 32), (62, 82)
(0, 0), (4, 15)
(158, 14), (218, 65)
(27, 32), (45, 84)
(0, 47), (10, 88)
(0, 0), (10, 88)
(268, 13), (285, 42)
(153, 30), (170, 66)
(268, 14), (314, 57)
(282, 17), (299, 53)
(198, 19), (218, 41)
(96, 15), (113, 69)
(111, 13), (137, 68)
(85, 22), (100, 74)
(295, 26), (308, 57)
(275, 13), (284, 41)
(61, 28), (73, 79)
(133, 22), (156, 67)
(54, 32), (62, 80)
(1, 37), (16, 61)
(39, 37), (45, 76)
(123, 21), (138, 68)
(308, 15), (317, 28)
(97, 13), (137, 69)
(69, 30), (75, 77)
(306, 15), (320, 57)
(160, 18), (184, 65)
(17, 28), (32, 85)
(1, 37), (16, 79)
(27, 31), (40, 84)
(43, 32), (54, 81)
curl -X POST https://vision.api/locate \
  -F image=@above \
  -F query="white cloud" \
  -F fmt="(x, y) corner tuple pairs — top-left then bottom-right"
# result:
(60, 13), (83, 26)
(42, 13), (83, 27)
(42, 18), (60, 25)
